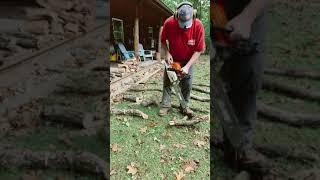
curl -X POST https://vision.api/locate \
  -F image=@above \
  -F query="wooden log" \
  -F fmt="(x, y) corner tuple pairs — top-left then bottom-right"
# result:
(41, 106), (95, 129)
(264, 68), (320, 80)
(193, 83), (210, 88)
(23, 20), (50, 35)
(111, 108), (148, 119)
(212, 134), (318, 163)
(192, 86), (210, 94)
(171, 104), (209, 114)
(0, 146), (107, 179)
(0, 36), (10, 49)
(190, 94), (210, 102)
(24, 8), (59, 21)
(262, 78), (320, 101)
(16, 38), (38, 49)
(258, 102), (320, 127)
(169, 118), (202, 126)
(123, 95), (141, 103)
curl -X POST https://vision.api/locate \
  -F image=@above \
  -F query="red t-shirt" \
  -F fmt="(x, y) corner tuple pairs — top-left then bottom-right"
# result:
(161, 16), (205, 63)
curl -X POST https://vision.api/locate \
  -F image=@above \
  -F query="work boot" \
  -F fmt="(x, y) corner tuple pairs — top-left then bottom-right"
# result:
(158, 107), (170, 116)
(179, 106), (195, 118)
(237, 148), (271, 175)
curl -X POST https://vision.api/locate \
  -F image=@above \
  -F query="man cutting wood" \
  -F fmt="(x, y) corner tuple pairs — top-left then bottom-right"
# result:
(211, 0), (271, 176)
(158, 1), (205, 118)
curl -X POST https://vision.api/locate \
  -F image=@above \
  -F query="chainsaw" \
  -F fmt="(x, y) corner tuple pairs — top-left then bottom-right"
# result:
(211, 0), (258, 150)
(162, 61), (190, 111)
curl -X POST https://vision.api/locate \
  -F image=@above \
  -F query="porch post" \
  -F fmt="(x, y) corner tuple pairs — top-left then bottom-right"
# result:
(134, 5), (140, 63)
(157, 26), (163, 61)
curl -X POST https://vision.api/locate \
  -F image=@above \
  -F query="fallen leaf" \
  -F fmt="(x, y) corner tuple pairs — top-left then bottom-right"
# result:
(174, 170), (185, 180)
(145, 121), (160, 127)
(139, 127), (147, 134)
(160, 155), (167, 163)
(127, 163), (138, 175)
(160, 144), (166, 150)
(182, 160), (198, 173)
(173, 143), (186, 148)
(111, 143), (121, 152)
(110, 169), (117, 176)
(193, 139), (206, 147)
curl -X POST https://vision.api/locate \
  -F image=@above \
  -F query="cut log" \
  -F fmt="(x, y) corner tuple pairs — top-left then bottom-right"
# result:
(41, 105), (95, 129)
(16, 38), (38, 49)
(258, 102), (320, 127)
(192, 86), (210, 94)
(141, 99), (159, 107)
(23, 20), (50, 35)
(24, 8), (59, 22)
(193, 83), (210, 88)
(171, 104), (209, 114)
(36, 0), (74, 11)
(262, 78), (320, 101)
(111, 108), (148, 119)
(212, 134), (318, 163)
(169, 118), (204, 126)
(0, 146), (107, 179)
(264, 68), (320, 80)
(0, 36), (11, 49)
(136, 68), (161, 84)
(123, 95), (142, 103)
(190, 94), (210, 102)
(256, 144), (319, 163)
(64, 23), (80, 34)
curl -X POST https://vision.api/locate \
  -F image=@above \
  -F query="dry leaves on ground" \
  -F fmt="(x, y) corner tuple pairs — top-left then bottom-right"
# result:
(110, 169), (117, 176)
(160, 144), (166, 150)
(139, 127), (147, 134)
(174, 170), (186, 180)
(182, 160), (199, 173)
(173, 143), (187, 148)
(111, 143), (121, 152)
(193, 139), (206, 148)
(127, 162), (138, 176)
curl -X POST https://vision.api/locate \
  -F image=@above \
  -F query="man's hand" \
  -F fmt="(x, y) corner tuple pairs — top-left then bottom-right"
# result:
(226, 13), (253, 41)
(181, 65), (190, 75)
(165, 52), (173, 64)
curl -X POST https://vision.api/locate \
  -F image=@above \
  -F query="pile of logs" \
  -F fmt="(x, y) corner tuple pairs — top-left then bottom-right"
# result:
(110, 60), (139, 81)
(0, 0), (96, 59)
(23, 0), (95, 37)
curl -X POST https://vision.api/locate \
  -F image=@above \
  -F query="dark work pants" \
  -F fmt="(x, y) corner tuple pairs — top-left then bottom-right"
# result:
(219, 12), (267, 150)
(161, 65), (194, 108)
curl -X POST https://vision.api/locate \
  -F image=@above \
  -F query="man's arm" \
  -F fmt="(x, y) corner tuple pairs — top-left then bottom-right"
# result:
(162, 41), (173, 64)
(183, 51), (202, 73)
(226, 0), (269, 40)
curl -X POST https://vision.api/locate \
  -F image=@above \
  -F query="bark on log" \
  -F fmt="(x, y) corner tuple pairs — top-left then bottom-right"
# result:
(171, 104), (209, 114)
(258, 102), (320, 127)
(262, 78), (320, 101)
(193, 83), (210, 88)
(0, 146), (107, 179)
(190, 94), (210, 102)
(123, 95), (142, 103)
(111, 108), (148, 119)
(212, 134), (318, 162)
(265, 68), (320, 80)
(169, 115), (208, 126)
(41, 106), (95, 129)
(192, 86), (210, 94)
(16, 38), (38, 49)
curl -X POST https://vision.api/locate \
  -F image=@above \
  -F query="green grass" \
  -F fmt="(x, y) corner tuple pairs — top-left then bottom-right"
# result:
(110, 56), (210, 179)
